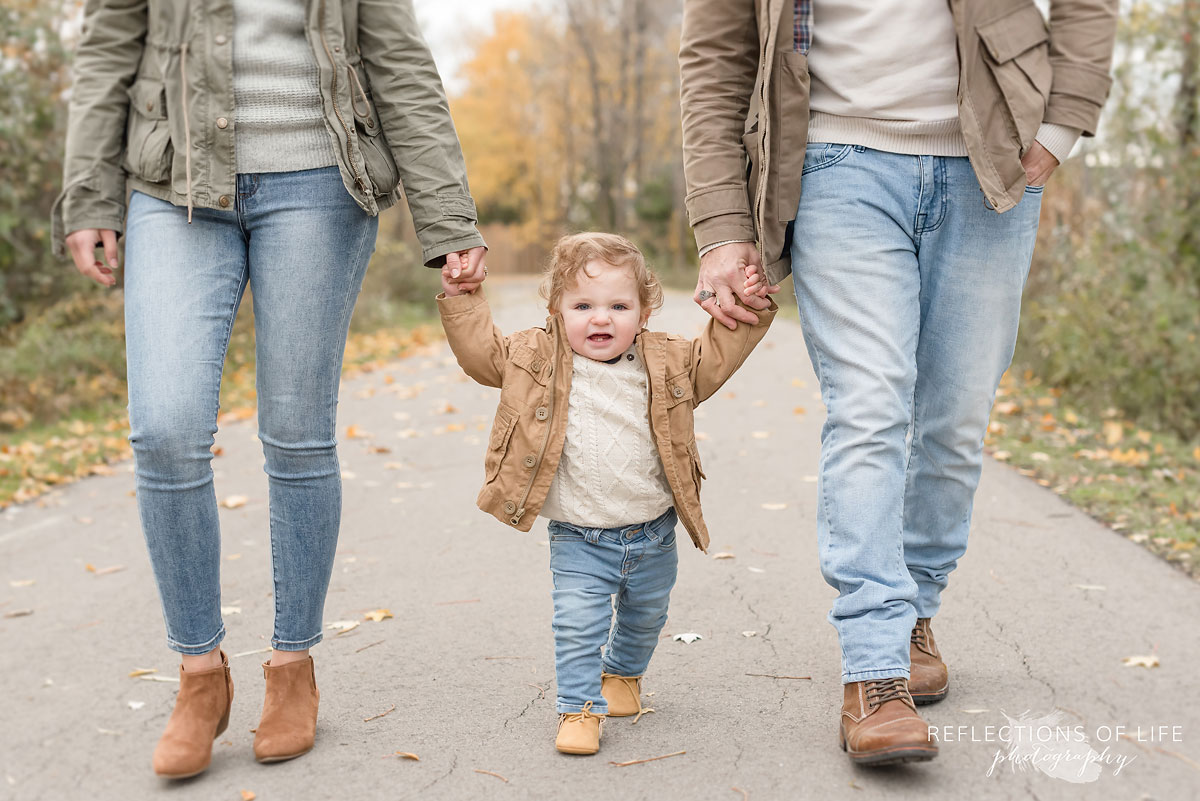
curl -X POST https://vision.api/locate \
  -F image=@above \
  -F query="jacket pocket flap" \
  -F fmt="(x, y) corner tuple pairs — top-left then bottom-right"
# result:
(665, 371), (693, 407)
(489, 404), (519, 450)
(977, 5), (1048, 63)
(511, 344), (550, 385)
(127, 79), (167, 120)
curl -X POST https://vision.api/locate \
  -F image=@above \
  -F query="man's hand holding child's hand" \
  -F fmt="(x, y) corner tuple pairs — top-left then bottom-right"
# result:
(440, 246), (488, 297)
(742, 262), (775, 301)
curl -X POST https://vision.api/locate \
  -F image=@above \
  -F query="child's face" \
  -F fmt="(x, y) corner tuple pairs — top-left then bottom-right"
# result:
(555, 260), (649, 362)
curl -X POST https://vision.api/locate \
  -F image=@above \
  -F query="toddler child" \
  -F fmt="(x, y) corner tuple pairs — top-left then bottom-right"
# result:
(436, 232), (775, 755)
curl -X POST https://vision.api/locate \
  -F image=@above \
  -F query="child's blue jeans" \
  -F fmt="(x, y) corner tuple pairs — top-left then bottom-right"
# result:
(548, 507), (679, 714)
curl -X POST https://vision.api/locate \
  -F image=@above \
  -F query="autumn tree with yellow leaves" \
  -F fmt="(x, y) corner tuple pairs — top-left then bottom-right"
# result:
(450, 1), (691, 273)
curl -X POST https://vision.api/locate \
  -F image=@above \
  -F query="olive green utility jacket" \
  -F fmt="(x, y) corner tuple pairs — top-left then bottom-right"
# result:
(53, 0), (484, 267)
(679, 0), (1119, 285)
(437, 290), (777, 552)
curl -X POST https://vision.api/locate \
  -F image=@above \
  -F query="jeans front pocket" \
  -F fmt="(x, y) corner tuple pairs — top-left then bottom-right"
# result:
(802, 143), (854, 176)
(656, 526), (678, 552)
(548, 521), (585, 542)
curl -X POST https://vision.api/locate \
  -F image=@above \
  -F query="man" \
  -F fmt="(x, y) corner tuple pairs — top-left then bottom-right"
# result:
(679, 0), (1117, 766)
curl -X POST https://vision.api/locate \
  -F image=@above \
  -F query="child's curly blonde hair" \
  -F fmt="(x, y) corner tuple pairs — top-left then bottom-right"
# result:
(539, 232), (664, 316)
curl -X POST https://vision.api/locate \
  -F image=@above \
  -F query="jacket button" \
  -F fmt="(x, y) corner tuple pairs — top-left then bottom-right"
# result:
(334, 45), (342, 53)
(216, 117), (228, 129)
(627, 354), (634, 361)
(214, 33), (227, 45)
(535, 406), (548, 421)
(366, 117), (375, 128)
(531, 359), (543, 371)
(672, 386), (684, 398)
(503, 501), (516, 514)
(523, 455), (536, 468)
(218, 195), (231, 208)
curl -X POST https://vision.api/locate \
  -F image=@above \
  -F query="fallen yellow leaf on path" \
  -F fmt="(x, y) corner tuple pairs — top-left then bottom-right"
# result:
(346, 424), (369, 439)
(221, 495), (248, 509)
(241, 791), (256, 801)
(393, 752), (420, 761)
(364, 609), (393, 622)
(1122, 654), (1160, 668)
(712, 552), (736, 560)
(761, 503), (787, 511)
(128, 668), (157, 678)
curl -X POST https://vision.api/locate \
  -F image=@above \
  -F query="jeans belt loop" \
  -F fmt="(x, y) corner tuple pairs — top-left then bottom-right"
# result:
(584, 528), (601, 545)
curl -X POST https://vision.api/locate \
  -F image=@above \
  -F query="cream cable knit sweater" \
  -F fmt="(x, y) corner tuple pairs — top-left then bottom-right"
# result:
(539, 347), (674, 529)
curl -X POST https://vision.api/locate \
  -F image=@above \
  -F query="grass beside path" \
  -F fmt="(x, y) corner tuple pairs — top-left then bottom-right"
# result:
(985, 369), (1200, 579)
(0, 312), (444, 512)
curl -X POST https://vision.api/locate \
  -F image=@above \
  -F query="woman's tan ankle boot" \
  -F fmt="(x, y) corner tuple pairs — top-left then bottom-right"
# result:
(152, 651), (234, 779)
(253, 656), (319, 763)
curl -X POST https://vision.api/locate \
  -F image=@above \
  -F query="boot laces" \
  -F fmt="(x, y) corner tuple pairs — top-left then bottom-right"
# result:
(910, 622), (929, 649)
(560, 699), (604, 725)
(864, 677), (909, 710)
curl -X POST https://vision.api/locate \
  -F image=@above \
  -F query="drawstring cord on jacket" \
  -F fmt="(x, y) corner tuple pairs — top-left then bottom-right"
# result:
(346, 65), (370, 118)
(179, 41), (194, 223)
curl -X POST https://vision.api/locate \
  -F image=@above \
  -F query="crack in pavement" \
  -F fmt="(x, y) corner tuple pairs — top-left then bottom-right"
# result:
(419, 751), (459, 793)
(721, 572), (779, 659)
(973, 597), (1058, 706)
(502, 677), (552, 731)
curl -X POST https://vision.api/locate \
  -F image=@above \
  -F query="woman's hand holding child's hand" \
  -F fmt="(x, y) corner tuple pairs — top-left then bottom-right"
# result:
(440, 247), (488, 297)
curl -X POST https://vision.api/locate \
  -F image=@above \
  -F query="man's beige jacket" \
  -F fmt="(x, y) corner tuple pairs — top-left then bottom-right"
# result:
(679, 0), (1119, 285)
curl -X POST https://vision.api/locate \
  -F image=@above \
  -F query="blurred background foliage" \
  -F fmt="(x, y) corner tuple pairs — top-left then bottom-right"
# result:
(1, 0), (1197, 446)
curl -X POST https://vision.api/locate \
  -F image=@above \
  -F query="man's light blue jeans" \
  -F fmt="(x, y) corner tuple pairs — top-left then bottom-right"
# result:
(790, 144), (1043, 683)
(548, 507), (679, 714)
(123, 167), (378, 655)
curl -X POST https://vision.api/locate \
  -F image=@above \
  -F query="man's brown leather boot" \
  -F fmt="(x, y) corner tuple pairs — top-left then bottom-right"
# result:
(909, 618), (949, 705)
(253, 656), (320, 763)
(839, 677), (938, 765)
(152, 651), (234, 778)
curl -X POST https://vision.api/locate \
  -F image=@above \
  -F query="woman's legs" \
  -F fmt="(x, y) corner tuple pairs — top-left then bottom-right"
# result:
(239, 167), (377, 663)
(124, 190), (249, 663)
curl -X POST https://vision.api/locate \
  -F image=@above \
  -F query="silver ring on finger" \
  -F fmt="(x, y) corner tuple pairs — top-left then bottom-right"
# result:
(697, 289), (716, 303)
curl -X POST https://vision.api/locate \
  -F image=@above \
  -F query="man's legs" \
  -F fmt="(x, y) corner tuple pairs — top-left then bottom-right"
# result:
(791, 143), (923, 683)
(902, 160), (1043, 618)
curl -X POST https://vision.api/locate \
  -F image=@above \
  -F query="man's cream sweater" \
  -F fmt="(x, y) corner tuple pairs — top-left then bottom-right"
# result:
(807, 0), (1079, 162)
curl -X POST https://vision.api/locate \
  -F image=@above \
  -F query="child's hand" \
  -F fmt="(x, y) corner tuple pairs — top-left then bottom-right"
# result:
(440, 247), (487, 297)
(742, 262), (780, 300)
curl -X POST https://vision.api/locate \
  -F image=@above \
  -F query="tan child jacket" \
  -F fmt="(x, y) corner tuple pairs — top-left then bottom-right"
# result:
(436, 290), (777, 552)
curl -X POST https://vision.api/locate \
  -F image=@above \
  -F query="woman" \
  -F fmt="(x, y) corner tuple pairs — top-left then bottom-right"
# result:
(52, 0), (486, 779)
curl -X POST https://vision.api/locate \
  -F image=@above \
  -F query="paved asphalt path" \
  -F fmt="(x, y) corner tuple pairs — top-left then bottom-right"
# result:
(3, 277), (1198, 801)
